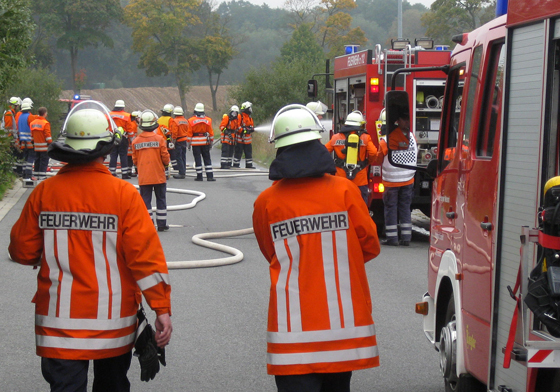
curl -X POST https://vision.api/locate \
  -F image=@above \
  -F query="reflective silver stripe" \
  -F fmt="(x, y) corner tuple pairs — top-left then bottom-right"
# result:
(36, 314), (136, 330)
(57, 230), (73, 318)
(37, 331), (136, 350)
(274, 239), (290, 332)
(335, 230), (354, 327)
(137, 273), (170, 291)
(44, 230), (59, 316)
(268, 345), (379, 365)
(286, 236), (302, 332)
(93, 231), (109, 318)
(268, 324), (376, 344)
(106, 232), (121, 318)
(322, 231), (341, 329)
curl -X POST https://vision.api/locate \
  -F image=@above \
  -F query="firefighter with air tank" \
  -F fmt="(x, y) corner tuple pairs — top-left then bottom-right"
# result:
(219, 105), (240, 169)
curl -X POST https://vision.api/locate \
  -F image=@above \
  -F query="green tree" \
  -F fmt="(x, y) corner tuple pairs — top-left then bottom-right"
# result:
(422, 0), (496, 46)
(33, 0), (123, 92)
(197, 2), (235, 111)
(231, 24), (324, 123)
(125, 0), (202, 109)
(0, 0), (33, 93)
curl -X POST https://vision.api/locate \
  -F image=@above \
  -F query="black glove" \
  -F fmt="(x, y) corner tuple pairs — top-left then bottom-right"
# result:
(134, 306), (166, 382)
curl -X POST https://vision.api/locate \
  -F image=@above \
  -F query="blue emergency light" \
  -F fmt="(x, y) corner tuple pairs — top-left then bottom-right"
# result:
(496, 0), (508, 16)
(435, 45), (450, 51)
(345, 45), (360, 54)
(73, 94), (81, 100)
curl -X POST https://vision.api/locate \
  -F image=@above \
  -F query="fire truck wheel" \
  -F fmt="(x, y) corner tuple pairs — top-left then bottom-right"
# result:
(441, 297), (486, 392)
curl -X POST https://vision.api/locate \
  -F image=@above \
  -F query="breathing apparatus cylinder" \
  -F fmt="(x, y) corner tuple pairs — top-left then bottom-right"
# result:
(346, 133), (359, 169)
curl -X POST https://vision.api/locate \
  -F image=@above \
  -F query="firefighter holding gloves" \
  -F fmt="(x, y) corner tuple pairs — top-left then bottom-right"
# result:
(253, 104), (380, 392)
(377, 108), (417, 246)
(233, 101), (255, 169)
(187, 103), (215, 181)
(325, 110), (378, 204)
(9, 100), (172, 391)
(219, 105), (240, 169)
(133, 109), (171, 232)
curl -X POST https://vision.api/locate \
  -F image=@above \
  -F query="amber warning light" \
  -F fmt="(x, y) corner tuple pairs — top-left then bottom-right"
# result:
(415, 302), (429, 315)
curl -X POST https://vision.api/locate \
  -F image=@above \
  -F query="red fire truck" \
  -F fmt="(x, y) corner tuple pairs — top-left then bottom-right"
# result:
(330, 41), (450, 229)
(410, 0), (560, 390)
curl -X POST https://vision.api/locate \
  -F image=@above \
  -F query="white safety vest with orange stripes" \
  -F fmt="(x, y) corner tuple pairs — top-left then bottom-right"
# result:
(9, 161), (171, 360)
(252, 174), (381, 375)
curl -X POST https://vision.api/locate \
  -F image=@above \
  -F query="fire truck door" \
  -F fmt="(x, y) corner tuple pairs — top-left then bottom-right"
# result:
(460, 42), (505, 382)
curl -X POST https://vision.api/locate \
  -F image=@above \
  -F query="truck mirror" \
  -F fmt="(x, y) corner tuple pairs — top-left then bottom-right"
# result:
(307, 79), (318, 98)
(426, 159), (438, 179)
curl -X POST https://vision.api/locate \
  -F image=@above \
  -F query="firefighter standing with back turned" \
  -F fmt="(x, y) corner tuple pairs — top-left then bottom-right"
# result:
(253, 104), (381, 392)
(219, 105), (240, 169)
(325, 110), (378, 205)
(17, 97), (37, 181)
(8, 100), (172, 392)
(109, 100), (134, 179)
(233, 101), (255, 169)
(170, 106), (189, 179)
(187, 103), (215, 181)
(3, 97), (23, 175)
(133, 109), (171, 232)
(377, 108), (417, 246)
(30, 107), (52, 180)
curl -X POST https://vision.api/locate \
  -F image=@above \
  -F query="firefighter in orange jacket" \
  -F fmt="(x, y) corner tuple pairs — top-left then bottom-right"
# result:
(233, 101), (255, 168)
(133, 109), (171, 231)
(109, 99), (134, 179)
(170, 106), (189, 179)
(3, 97), (23, 175)
(30, 107), (52, 179)
(9, 100), (172, 391)
(253, 104), (380, 392)
(325, 110), (378, 204)
(219, 105), (240, 169)
(127, 110), (140, 177)
(187, 103), (215, 181)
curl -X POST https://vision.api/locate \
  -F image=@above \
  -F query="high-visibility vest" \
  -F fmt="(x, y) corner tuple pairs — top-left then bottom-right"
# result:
(187, 116), (213, 146)
(8, 161), (171, 360)
(17, 111), (34, 149)
(381, 132), (417, 183)
(236, 113), (253, 144)
(253, 174), (381, 375)
(220, 114), (240, 145)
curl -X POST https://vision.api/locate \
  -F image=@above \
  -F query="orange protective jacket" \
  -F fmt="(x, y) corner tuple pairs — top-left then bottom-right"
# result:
(186, 116), (213, 146)
(30, 117), (52, 152)
(252, 174), (380, 375)
(127, 121), (138, 156)
(219, 114), (240, 145)
(132, 131), (170, 185)
(325, 131), (378, 186)
(110, 110), (134, 138)
(8, 161), (171, 360)
(170, 116), (189, 142)
(236, 113), (253, 144)
(3, 108), (16, 132)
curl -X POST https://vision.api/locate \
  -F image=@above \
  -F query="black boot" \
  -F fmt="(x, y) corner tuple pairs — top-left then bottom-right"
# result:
(207, 173), (216, 182)
(195, 174), (203, 181)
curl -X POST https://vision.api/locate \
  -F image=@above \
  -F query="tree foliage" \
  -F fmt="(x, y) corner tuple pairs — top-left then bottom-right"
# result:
(230, 24), (324, 123)
(0, 0), (33, 93)
(422, 0), (496, 46)
(33, 0), (123, 92)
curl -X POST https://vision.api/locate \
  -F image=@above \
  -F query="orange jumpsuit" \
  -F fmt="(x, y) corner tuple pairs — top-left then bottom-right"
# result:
(132, 131), (170, 186)
(253, 174), (380, 376)
(219, 114), (240, 168)
(9, 161), (171, 360)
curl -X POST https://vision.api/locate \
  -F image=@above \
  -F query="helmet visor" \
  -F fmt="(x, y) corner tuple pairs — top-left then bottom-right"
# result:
(269, 104), (325, 144)
(62, 100), (119, 150)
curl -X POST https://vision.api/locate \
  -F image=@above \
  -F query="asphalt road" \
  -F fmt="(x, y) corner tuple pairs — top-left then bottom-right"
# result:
(0, 146), (444, 391)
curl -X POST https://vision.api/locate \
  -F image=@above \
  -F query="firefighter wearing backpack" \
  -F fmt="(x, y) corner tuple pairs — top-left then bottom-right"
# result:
(109, 100), (134, 179)
(376, 108), (417, 246)
(187, 103), (215, 181)
(253, 104), (380, 392)
(325, 110), (378, 204)
(233, 101), (255, 169)
(159, 103), (175, 171)
(219, 105), (240, 169)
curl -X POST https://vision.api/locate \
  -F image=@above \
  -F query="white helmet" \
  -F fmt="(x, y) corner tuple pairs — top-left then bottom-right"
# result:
(269, 104), (324, 149)
(241, 101), (252, 115)
(139, 109), (159, 130)
(21, 97), (33, 111)
(8, 97), (21, 106)
(173, 106), (184, 116)
(114, 99), (125, 108)
(131, 110), (141, 118)
(230, 105), (239, 113)
(378, 108), (386, 122)
(345, 110), (365, 127)
(306, 101), (325, 116)
(194, 103), (205, 113)
(49, 100), (122, 163)
(162, 103), (174, 114)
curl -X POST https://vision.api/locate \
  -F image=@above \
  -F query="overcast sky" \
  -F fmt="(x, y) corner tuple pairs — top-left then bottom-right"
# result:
(235, 0), (435, 10)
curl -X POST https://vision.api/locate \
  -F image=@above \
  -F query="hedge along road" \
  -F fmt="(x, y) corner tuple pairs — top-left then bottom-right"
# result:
(0, 145), (442, 392)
